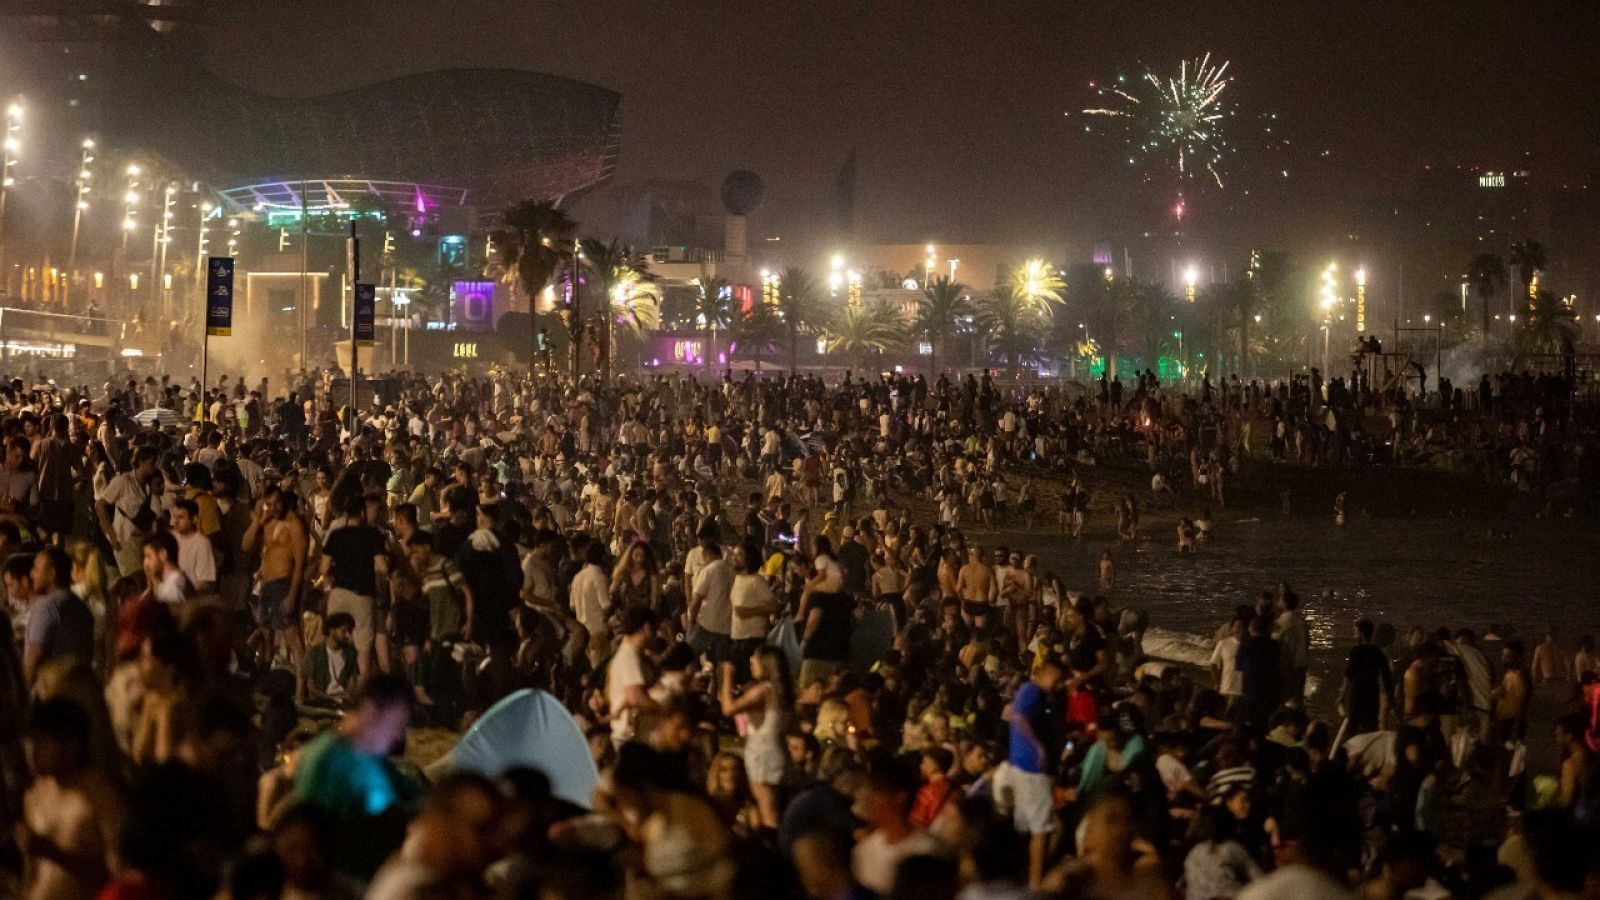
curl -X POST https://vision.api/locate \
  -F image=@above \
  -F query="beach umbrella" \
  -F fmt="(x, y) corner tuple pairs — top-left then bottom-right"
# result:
(132, 407), (184, 429)
(433, 689), (598, 808)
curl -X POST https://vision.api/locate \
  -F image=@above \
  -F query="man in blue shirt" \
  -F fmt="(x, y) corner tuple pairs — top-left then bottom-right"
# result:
(999, 653), (1065, 888)
(22, 547), (94, 686)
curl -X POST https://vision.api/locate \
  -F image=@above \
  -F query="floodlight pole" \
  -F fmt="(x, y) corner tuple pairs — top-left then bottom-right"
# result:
(348, 218), (359, 432)
(299, 179), (308, 372)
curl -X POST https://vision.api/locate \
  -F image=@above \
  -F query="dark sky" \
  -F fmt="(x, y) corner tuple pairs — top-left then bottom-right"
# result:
(194, 0), (1600, 256)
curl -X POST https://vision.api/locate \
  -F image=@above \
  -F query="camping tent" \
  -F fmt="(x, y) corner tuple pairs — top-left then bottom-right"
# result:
(432, 689), (598, 809)
(768, 617), (802, 674)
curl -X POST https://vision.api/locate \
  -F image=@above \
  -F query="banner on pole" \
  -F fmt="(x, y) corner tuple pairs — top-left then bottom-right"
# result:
(205, 257), (234, 336)
(353, 282), (376, 345)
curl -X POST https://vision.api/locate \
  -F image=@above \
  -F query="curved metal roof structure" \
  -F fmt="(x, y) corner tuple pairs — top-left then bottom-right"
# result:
(100, 28), (621, 208)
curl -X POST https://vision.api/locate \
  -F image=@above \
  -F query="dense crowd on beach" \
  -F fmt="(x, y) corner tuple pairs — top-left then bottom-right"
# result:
(0, 362), (1597, 900)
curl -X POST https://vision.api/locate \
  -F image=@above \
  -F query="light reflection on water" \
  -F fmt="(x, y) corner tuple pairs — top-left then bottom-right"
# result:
(1029, 517), (1597, 701)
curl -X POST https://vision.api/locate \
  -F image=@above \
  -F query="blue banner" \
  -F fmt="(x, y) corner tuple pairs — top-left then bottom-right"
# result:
(353, 282), (375, 344)
(205, 257), (234, 336)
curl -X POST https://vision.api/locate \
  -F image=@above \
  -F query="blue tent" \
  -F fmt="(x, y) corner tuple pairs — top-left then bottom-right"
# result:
(768, 617), (802, 674)
(437, 689), (598, 809)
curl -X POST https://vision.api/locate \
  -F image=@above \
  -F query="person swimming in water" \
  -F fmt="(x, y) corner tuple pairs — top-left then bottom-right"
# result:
(1176, 518), (1196, 553)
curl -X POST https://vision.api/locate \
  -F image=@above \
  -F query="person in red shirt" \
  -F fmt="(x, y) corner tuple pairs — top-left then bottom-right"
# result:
(910, 746), (955, 829)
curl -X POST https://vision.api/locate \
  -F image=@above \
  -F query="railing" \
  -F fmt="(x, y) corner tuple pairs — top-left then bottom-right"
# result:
(0, 306), (123, 367)
(0, 305), (120, 337)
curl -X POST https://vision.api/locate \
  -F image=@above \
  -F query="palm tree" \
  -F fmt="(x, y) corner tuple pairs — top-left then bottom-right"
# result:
(1009, 258), (1066, 309)
(688, 266), (730, 369)
(1426, 289), (1474, 348)
(826, 300), (908, 373)
(978, 284), (1049, 377)
(494, 200), (576, 369)
(917, 275), (968, 375)
(775, 266), (827, 374)
(1123, 279), (1177, 373)
(1467, 252), (1507, 349)
(395, 264), (450, 325)
(1508, 240), (1546, 309)
(1210, 278), (1261, 378)
(1515, 289), (1578, 362)
(995, 259), (1066, 377)
(579, 238), (658, 378)
(730, 299), (782, 372)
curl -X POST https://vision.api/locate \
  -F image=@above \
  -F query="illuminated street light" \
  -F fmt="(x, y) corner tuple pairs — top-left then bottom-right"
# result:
(67, 135), (97, 305)
(120, 165), (142, 304)
(1183, 266), (1198, 303)
(0, 100), (21, 294)
(195, 200), (214, 300)
(1355, 266), (1367, 332)
(150, 183), (178, 314)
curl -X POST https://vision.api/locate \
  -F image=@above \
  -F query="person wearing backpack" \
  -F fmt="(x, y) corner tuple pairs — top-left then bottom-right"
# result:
(95, 446), (162, 578)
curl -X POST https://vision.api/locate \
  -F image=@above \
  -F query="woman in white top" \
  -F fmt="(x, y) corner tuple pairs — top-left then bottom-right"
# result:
(718, 645), (792, 830)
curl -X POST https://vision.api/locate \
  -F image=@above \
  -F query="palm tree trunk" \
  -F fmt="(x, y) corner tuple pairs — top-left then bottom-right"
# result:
(1107, 311), (1118, 380)
(1480, 291), (1490, 352)
(1238, 312), (1249, 380)
(789, 323), (799, 374)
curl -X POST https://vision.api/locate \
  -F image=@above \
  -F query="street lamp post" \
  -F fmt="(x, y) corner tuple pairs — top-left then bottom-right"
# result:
(152, 182), (176, 318)
(148, 183), (162, 317)
(570, 239), (583, 377)
(1319, 263), (1338, 379)
(194, 201), (212, 310)
(66, 138), (95, 308)
(1355, 266), (1367, 334)
(119, 165), (140, 308)
(0, 102), (22, 297)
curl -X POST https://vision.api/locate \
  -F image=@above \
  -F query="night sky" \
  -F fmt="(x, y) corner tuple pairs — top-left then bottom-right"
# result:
(190, 1), (1600, 257)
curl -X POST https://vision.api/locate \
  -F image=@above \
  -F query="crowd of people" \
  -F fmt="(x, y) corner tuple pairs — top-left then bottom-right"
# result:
(0, 362), (1596, 900)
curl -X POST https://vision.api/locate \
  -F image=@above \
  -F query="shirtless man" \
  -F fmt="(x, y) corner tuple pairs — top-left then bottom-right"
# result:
(244, 486), (309, 699)
(1492, 641), (1531, 743)
(1531, 628), (1567, 687)
(20, 699), (124, 900)
(957, 545), (994, 629)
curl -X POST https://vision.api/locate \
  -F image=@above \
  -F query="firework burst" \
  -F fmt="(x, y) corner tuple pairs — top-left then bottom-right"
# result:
(1082, 53), (1236, 189)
